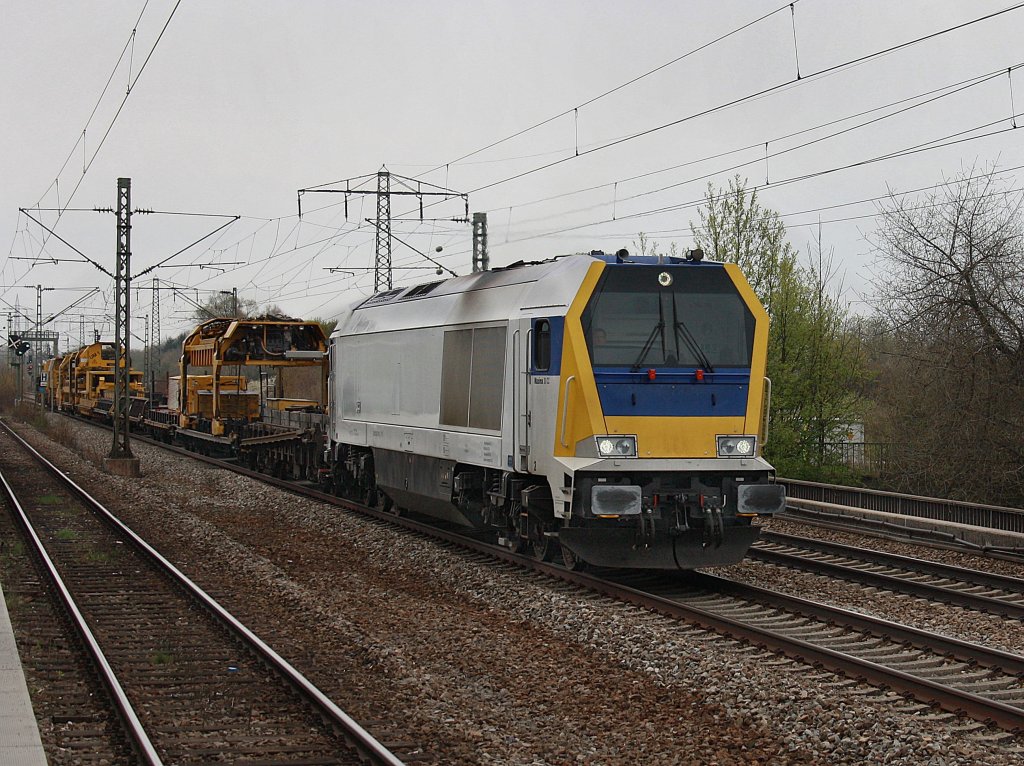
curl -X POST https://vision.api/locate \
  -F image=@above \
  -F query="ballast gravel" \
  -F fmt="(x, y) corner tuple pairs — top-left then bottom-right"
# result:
(13, 414), (1024, 765)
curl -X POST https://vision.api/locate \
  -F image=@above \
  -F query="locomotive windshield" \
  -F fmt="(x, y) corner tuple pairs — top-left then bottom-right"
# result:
(581, 266), (755, 368)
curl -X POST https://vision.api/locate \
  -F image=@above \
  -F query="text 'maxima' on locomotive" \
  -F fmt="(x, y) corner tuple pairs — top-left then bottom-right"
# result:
(327, 249), (785, 569)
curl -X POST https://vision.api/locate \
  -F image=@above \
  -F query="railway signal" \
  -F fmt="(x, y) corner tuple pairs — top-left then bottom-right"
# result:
(7, 334), (31, 356)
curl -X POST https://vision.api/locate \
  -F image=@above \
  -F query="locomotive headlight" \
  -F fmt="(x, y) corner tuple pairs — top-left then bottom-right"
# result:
(596, 435), (637, 458)
(717, 435), (757, 457)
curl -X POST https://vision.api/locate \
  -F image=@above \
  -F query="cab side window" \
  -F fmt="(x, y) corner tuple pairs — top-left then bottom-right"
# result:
(533, 319), (551, 372)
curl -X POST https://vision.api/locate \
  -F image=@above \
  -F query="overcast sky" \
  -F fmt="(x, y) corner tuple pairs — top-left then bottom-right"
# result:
(3, 0), (1023, 348)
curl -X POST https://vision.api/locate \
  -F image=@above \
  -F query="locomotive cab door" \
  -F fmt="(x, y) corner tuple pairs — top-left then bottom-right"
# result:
(520, 316), (563, 476)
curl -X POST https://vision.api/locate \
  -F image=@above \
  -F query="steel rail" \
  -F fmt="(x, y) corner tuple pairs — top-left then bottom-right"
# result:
(747, 545), (1024, 620)
(681, 571), (1024, 676)
(587, 570), (1024, 732)
(0, 457), (163, 764)
(759, 530), (1024, 593)
(778, 502), (1024, 563)
(0, 420), (405, 766)
(51, 416), (1024, 732)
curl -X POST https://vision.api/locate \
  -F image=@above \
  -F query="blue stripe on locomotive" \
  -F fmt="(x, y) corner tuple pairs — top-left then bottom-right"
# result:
(593, 369), (750, 417)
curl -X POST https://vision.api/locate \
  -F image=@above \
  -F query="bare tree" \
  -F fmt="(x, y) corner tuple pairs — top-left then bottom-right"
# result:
(190, 292), (259, 322)
(868, 165), (1024, 502)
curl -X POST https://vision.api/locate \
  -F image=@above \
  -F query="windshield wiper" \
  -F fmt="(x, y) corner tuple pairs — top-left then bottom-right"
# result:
(630, 293), (668, 371)
(631, 322), (664, 371)
(673, 321), (714, 372)
(671, 297), (715, 372)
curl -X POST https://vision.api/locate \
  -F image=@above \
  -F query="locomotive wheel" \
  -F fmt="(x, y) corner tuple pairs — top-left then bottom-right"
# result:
(382, 494), (405, 516)
(364, 487), (378, 508)
(529, 518), (556, 562)
(560, 542), (586, 571)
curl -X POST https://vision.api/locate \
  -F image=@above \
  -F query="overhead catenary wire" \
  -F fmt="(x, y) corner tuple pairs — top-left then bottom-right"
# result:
(480, 62), (1022, 223)
(30, 0), (152, 212)
(24, 0), (183, 260)
(489, 116), (1024, 248)
(371, 3), (1024, 244)
(419, 1), (800, 175)
(73, 7), (1024, 311)
(461, 2), (1024, 198)
(205, 101), (1024, 311)
(547, 176), (1024, 244)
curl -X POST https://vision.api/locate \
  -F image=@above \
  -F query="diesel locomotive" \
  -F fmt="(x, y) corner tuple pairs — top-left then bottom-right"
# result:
(326, 250), (785, 569)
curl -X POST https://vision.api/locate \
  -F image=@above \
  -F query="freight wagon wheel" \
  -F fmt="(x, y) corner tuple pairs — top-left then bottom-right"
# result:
(560, 542), (586, 572)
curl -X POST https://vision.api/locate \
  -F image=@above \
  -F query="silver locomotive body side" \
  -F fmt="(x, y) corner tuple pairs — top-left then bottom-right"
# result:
(328, 259), (591, 525)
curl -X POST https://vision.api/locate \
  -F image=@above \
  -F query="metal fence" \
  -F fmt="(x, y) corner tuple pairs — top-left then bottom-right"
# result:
(777, 477), (1024, 534)
(823, 442), (889, 476)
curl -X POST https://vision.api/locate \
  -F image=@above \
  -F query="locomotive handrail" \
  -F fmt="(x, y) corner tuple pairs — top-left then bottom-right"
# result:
(560, 375), (576, 448)
(513, 328), (520, 444)
(762, 376), (772, 450)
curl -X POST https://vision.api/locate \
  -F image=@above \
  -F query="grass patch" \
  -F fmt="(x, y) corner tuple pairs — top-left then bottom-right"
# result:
(55, 528), (78, 542)
(12, 401), (36, 423)
(46, 416), (79, 450)
(4, 593), (26, 614)
(85, 550), (111, 564)
(151, 649), (174, 665)
(80, 443), (108, 472)
(3, 539), (25, 558)
(36, 494), (63, 506)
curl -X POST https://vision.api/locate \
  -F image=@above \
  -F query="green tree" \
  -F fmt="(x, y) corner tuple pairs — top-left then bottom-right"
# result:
(313, 317), (338, 337)
(693, 175), (795, 316)
(692, 176), (867, 479)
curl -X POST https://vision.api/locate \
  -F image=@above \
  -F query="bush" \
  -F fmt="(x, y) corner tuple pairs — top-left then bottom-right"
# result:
(0, 368), (16, 413)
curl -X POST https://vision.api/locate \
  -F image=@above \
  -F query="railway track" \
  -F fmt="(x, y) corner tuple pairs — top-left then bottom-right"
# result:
(0, 419), (407, 765)
(605, 569), (1024, 731)
(29, 414), (1024, 736)
(367, 520), (1024, 733)
(750, 530), (1024, 619)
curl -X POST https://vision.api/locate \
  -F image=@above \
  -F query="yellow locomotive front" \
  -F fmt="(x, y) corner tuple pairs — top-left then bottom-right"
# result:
(550, 253), (784, 568)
